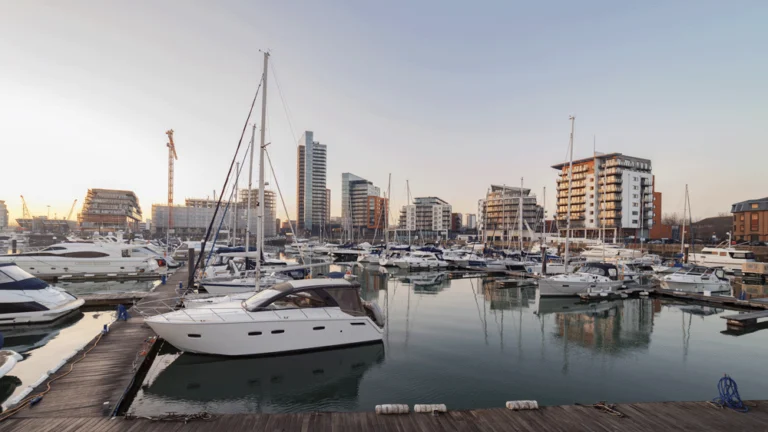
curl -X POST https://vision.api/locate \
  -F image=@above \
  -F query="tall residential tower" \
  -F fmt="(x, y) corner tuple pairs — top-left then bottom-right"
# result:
(296, 131), (328, 235)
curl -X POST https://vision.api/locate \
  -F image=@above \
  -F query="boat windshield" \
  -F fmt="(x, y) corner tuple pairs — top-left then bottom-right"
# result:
(581, 266), (607, 276)
(242, 288), (282, 310)
(0, 265), (35, 282)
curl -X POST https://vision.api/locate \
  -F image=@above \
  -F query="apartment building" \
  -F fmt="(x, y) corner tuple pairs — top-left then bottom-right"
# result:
(478, 185), (543, 243)
(552, 153), (654, 239)
(398, 197), (452, 233)
(732, 197), (768, 242)
(297, 131), (328, 235)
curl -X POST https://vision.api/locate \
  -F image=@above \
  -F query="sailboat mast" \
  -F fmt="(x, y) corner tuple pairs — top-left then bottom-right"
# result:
(255, 51), (269, 289)
(407, 180), (411, 246)
(563, 116), (575, 268)
(519, 177), (524, 253)
(245, 124), (256, 257)
(681, 184), (687, 255)
(386, 173), (391, 248)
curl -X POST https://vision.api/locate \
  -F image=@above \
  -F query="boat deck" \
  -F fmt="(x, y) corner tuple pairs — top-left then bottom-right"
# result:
(0, 400), (765, 431)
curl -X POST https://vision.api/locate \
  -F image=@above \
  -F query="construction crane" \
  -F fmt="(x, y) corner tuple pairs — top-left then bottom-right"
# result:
(166, 129), (178, 230)
(66, 199), (78, 221)
(20, 195), (32, 219)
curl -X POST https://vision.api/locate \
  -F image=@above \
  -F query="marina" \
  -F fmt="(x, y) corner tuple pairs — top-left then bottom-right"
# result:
(2, 3), (768, 429)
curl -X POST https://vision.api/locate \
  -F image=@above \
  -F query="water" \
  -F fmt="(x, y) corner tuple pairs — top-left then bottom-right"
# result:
(129, 266), (768, 415)
(0, 279), (157, 408)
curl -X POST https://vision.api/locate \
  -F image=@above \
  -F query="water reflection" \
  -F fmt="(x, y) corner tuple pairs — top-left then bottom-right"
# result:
(1, 312), (83, 354)
(128, 264), (768, 414)
(58, 279), (158, 296)
(133, 343), (385, 415)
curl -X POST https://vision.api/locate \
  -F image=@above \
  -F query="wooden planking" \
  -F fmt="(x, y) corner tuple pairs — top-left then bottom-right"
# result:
(5, 270), (188, 419)
(2, 401), (767, 431)
(720, 310), (768, 321)
(81, 292), (150, 308)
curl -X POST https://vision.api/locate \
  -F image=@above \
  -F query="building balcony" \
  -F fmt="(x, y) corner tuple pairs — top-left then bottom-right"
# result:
(605, 176), (622, 184)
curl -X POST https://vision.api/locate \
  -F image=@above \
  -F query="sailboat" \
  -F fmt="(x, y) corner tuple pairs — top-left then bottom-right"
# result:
(145, 53), (385, 356)
(539, 116), (621, 297)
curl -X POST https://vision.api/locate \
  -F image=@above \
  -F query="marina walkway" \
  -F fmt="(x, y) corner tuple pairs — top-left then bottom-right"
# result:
(0, 400), (766, 431)
(2, 269), (187, 419)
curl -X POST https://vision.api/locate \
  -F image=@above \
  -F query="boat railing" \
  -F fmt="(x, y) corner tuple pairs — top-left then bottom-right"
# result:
(137, 300), (367, 323)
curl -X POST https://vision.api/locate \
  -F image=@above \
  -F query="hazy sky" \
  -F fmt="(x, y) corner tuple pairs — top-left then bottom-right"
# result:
(2, 1), (767, 224)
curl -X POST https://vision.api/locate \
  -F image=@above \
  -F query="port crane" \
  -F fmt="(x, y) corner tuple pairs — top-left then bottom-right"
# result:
(66, 199), (78, 220)
(20, 195), (32, 219)
(166, 129), (178, 230)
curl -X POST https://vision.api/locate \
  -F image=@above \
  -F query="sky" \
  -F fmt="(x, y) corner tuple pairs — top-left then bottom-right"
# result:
(2, 0), (767, 224)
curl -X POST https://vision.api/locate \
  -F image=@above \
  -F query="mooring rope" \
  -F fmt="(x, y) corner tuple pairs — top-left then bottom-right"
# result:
(710, 374), (749, 413)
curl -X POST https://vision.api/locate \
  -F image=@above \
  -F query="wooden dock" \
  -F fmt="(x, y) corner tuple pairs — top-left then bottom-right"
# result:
(0, 400), (766, 431)
(2, 270), (186, 419)
(80, 291), (150, 308)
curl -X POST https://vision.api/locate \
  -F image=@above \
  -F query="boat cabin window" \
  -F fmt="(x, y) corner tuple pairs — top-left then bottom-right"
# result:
(714, 269), (725, 279)
(267, 290), (334, 310)
(62, 251), (111, 258)
(122, 249), (131, 258)
(40, 246), (66, 252)
(730, 252), (755, 260)
(688, 266), (708, 275)
(719, 252), (727, 256)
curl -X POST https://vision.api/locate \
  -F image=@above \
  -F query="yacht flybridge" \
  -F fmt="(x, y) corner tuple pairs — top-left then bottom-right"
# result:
(144, 279), (385, 356)
(0, 242), (160, 278)
(0, 263), (84, 324)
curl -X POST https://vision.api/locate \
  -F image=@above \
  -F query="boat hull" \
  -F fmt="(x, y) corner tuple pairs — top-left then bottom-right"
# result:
(660, 280), (730, 293)
(146, 317), (384, 356)
(0, 298), (85, 325)
(538, 280), (623, 297)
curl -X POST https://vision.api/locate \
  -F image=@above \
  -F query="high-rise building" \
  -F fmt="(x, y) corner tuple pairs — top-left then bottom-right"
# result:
(552, 153), (654, 238)
(398, 197), (452, 232)
(296, 131), (327, 235)
(0, 200), (8, 228)
(326, 189), (331, 224)
(341, 173), (382, 230)
(451, 213), (463, 231)
(78, 189), (142, 233)
(366, 196), (388, 230)
(478, 185), (543, 242)
(465, 214), (477, 230)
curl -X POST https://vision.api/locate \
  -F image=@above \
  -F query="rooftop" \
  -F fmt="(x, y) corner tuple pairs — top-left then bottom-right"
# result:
(551, 152), (651, 170)
(732, 197), (768, 212)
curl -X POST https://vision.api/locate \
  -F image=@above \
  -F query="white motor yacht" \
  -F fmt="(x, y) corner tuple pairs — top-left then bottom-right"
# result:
(0, 242), (159, 278)
(689, 246), (756, 273)
(538, 262), (624, 297)
(660, 266), (730, 293)
(442, 250), (487, 269)
(393, 251), (448, 270)
(144, 279), (385, 356)
(199, 273), (294, 295)
(0, 263), (84, 324)
(378, 250), (408, 267)
(580, 244), (642, 262)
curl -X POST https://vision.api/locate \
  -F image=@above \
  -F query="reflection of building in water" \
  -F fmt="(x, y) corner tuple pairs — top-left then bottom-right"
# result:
(482, 285), (535, 310)
(398, 272), (450, 294)
(553, 299), (654, 353)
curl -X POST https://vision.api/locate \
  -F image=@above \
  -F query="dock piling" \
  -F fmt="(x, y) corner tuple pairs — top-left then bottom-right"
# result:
(187, 248), (195, 289)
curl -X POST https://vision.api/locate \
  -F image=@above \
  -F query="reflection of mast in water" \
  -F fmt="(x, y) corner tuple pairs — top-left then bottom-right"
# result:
(470, 279), (488, 345)
(682, 311), (692, 362)
(405, 279), (411, 348)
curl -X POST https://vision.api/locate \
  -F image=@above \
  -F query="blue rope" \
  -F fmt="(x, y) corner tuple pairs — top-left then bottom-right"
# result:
(713, 375), (748, 412)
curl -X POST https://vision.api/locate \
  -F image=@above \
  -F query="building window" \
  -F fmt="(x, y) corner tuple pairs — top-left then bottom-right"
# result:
(589, 194), (594, 199)
(633, 176), (638, 181)
(632, 211), (638, 215)
(752, 203), (759, 209)
(590, 211), (594, 215)
(589, 219), (594, 223)
(632, 220), (638, 224)
(632, 203), (638, 207)
(741, 224), (745, 231)
(633, 186), (639, 190)
(751, 213), (759, 231)
(740, 215), (745, 221)
(633, 194), (638, 198)
(590, 186), (594, 190)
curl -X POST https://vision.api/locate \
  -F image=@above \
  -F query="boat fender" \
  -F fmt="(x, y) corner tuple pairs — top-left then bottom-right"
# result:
(506, 400), (539, 410)
(29, 396), (43, 407)
(414, 404), (447, 413)
(375, 404), (409, 415)
(639, 291), (649, 296)
(363, 301), (385, 328)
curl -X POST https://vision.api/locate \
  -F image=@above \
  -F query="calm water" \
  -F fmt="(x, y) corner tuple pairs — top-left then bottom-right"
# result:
(0, 279), (158, 408)
(129, 266), (768, 415)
